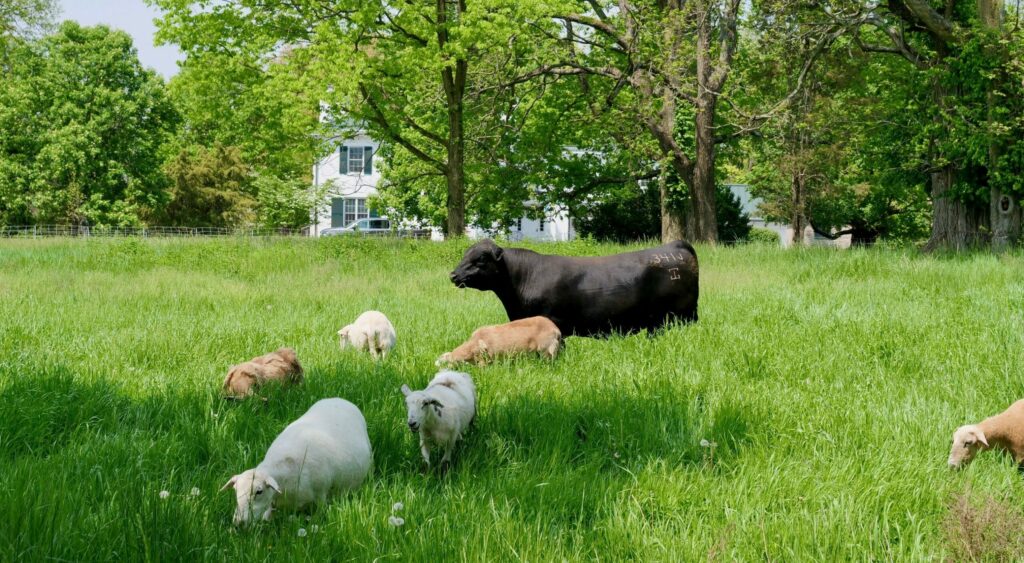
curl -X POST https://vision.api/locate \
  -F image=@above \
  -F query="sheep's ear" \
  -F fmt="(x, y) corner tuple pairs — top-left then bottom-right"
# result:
(975, 429), (989, 447)
(400, 384), (411, 397)
(220, 475), (238, 492)
(265, 476), (281, 494)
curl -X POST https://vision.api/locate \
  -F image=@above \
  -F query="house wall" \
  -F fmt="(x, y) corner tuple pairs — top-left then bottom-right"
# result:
(310, 135), (381, 236)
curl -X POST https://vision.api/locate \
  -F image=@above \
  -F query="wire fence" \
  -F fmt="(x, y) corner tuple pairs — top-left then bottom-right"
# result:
(0, 224), (437, 239)
(0, 225), (310, 238)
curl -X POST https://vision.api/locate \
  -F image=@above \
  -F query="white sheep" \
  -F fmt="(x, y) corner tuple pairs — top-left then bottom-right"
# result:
(220, 398), (372, 526)
(338, 310), (396, 360)
(948, 399), (1024, 469)
(401, 370), (476, 469)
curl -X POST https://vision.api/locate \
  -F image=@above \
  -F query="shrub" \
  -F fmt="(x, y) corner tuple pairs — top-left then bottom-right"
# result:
(748, 227), (780, 245)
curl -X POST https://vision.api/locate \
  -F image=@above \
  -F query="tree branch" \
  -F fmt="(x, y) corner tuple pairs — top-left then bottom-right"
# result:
(359, 84), (448, 173)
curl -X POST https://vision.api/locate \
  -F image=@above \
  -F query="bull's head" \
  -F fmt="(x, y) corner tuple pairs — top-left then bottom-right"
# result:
(450, 239), (505, 290)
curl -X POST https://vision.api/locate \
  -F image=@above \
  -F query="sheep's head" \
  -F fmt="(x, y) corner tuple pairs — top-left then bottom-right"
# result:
(435, 353), (453, 367)
(221, 469), (281, 526)
(401, 384), (443, 433)
(337, 326), (352, 349)
(948, 425), (989, 469)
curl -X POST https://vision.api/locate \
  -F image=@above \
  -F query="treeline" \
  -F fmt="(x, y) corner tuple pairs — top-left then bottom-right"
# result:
(0, 3), (326, 230)
(3, 0), (1024, 249)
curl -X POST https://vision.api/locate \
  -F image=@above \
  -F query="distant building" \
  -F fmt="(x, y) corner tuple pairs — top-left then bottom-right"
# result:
(310, 133), (573, 241)
(726, 184), (851, 248)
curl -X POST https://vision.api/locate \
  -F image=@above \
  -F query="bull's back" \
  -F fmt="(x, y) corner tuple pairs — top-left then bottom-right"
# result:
(518, 241), (697, 335)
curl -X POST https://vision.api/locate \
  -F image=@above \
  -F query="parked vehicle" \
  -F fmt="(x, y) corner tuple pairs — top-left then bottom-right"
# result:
(321, 219), (430, 238)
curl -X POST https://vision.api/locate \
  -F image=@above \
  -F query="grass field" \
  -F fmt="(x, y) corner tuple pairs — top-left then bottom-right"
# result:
(2, 237), (1024, 561)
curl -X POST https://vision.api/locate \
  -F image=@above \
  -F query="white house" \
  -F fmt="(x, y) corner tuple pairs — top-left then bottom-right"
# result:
(310, 134), (382, 236)
(310, 134), (574, 241)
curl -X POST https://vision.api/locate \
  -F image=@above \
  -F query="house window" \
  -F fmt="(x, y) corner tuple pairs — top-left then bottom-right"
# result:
(348, 147), (364, 175)
(338, 145), (374, 175)
(343, 198), (369, 225)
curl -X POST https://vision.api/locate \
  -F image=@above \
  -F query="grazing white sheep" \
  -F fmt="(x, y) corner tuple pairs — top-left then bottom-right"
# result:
(436, 316), (562, 366)
(949, 399), (1024, 469)
(221, 398), (372, 526)
(401, 370), (476, 469)
(338, 311), (396, 360)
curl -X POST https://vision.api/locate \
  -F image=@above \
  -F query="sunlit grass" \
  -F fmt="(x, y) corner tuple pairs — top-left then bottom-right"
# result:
(1, 237), (1023, 560)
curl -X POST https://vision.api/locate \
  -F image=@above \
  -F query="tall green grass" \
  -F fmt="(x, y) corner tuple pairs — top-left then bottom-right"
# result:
(1, 237), (1023, 560)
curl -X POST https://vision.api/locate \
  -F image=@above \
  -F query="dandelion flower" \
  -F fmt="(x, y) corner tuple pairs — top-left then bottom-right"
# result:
(159, 490), (170, 499)
(388, 516), (405, 527)
(392, 502), (404, 512)
(189, 487), (201, 497)
(700, 439), (717, 448)
(297, 528), (307, 537)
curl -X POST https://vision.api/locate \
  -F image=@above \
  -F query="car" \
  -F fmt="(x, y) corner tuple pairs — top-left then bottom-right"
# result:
(321, 218), (393, 236)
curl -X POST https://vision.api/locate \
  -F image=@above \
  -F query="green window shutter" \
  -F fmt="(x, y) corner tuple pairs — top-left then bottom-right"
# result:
(330, 198), (345, 228)
(339, 146), (348, 174)
(364, 146), (373, 175)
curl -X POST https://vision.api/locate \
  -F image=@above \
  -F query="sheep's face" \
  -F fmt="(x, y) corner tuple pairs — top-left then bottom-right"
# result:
(450, 239), (505, 290)
(948, 425), (989, 469)
(221, 469), (281, 526)
(401, 385), (443, 433)
(338, 326), (352, 349)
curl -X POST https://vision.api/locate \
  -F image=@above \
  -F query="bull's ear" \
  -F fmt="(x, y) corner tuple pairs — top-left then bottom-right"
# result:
(492, 245), (504, 261)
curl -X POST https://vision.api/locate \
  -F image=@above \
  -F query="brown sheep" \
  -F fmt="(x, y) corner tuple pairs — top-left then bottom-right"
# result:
(436, 316), (561, 366)
(223, 347), (304, 399)
(948, 399), (1024, 469)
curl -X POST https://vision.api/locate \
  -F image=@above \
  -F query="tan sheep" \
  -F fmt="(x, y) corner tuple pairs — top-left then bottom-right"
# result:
(223, 347), (304, 399)
(436, 316), (561, 366)
(948, 399), (1024, 469)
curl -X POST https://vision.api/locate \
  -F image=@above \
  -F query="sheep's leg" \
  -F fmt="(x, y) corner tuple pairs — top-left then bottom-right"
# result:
(439, 439), (456, 471)
(419, 438), (431, 468)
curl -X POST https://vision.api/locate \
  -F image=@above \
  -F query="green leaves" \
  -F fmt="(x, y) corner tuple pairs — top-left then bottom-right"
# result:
(0, 22), (178, 227)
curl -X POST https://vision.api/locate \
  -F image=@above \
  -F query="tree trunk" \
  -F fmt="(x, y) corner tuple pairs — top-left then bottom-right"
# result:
(924, 165), (985, 251)
(691, 96), (719, 244)
(444, 69), (466, 237)
(979, 0), (1020, 249)
(691, 6), (720, 245)
(659, 164), (684, 242)
(790, 172), (806, 247)
(438, 0), (467, 238)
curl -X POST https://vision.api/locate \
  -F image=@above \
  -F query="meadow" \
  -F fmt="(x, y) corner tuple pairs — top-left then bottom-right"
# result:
(2, 236), (1024, 561)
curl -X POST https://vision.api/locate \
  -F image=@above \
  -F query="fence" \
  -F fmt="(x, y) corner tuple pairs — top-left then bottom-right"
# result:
(0, 225), (435, 239)
(0, 225), (311, 238)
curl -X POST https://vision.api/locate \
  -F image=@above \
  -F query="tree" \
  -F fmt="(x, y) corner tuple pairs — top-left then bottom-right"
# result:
(152, 0), (558, 237)
(0, 0), (56, 52)
(163, 50), (322, 182)
(0, 22), (178, 226)
(158, 144), (255, 228)
(520, 0), (842, 243)
(827, 0), (1024, 250)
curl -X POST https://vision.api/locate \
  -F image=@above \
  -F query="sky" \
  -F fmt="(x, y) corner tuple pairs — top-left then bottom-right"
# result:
(58, 0), (183, 78)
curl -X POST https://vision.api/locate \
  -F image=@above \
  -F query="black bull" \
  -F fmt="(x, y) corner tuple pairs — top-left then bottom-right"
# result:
(449, 239), (699, 337)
